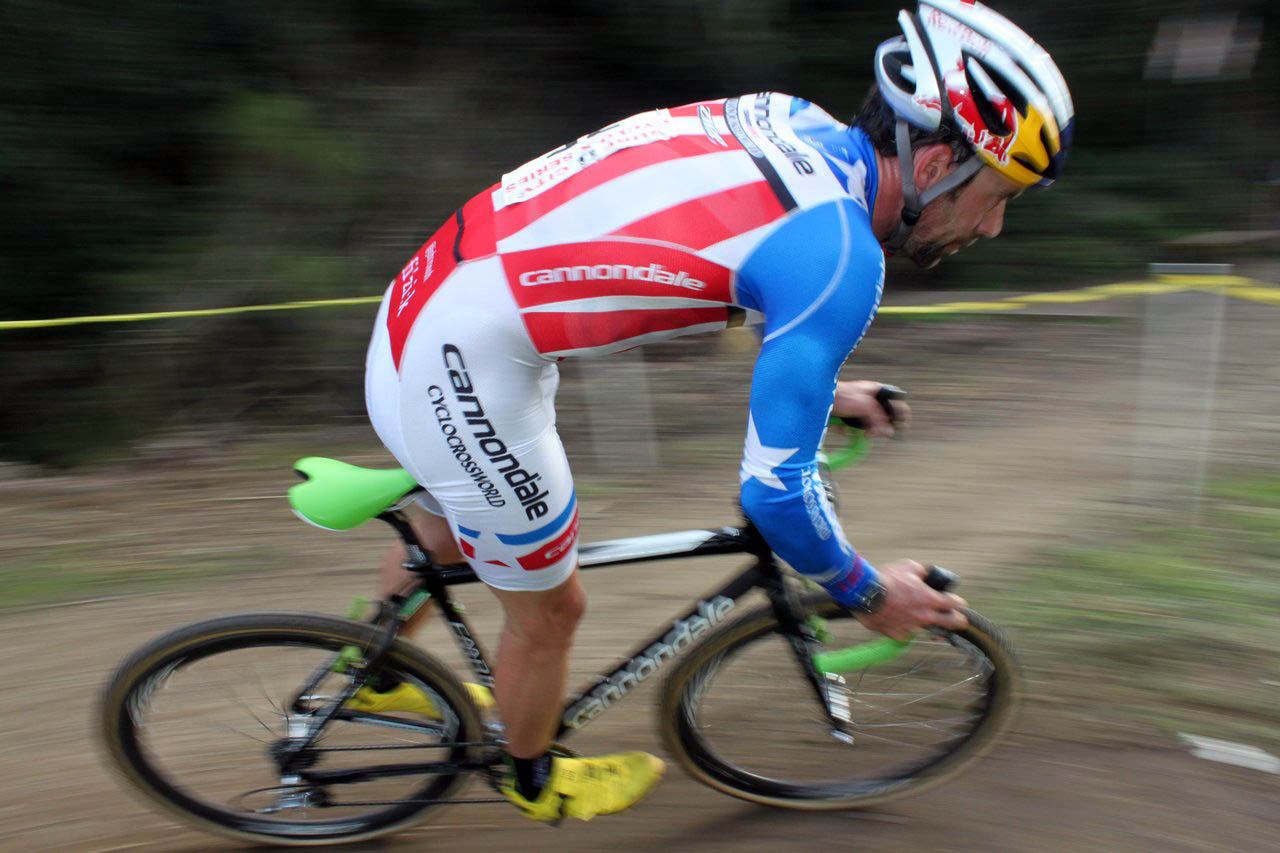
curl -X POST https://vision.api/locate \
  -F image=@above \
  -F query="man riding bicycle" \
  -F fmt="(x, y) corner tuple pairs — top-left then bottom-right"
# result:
(359, 0), (1073, 823)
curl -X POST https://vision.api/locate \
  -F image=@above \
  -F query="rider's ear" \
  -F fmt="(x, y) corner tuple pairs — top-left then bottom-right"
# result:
(913, 144), (956, 194)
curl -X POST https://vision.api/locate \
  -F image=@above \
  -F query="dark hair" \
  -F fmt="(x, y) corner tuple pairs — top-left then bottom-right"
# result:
(854, 86), (975, 166)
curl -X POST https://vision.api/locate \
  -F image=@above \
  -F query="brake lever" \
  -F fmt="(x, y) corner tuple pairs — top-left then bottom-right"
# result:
(837, 383), (907, 431)
(823, 385), (907, 472)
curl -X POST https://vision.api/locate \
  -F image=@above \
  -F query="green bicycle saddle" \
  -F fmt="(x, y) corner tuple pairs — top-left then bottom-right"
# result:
(289, 457), (420, 531)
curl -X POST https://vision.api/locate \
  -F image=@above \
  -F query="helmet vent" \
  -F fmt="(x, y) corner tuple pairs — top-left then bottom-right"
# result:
(964, 56), (1014, 136)
(981, 62), (1026, 115)
(882, 49), (918, 92)
(1038, 128), (1060, 179)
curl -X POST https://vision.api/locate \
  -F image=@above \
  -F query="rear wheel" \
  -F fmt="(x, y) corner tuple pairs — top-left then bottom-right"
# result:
(99, 612), (486, 846)
(659, 594), (1019, 809)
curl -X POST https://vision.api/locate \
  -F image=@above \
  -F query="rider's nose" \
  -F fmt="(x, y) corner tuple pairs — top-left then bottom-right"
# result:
(976, 202), (1006, 240)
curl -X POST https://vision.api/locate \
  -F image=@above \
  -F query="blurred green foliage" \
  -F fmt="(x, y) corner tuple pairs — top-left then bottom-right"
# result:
(1, 1), (1277, 464)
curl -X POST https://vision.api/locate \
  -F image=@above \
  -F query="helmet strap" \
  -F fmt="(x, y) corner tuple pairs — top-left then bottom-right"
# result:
(883, 119), (985, 253)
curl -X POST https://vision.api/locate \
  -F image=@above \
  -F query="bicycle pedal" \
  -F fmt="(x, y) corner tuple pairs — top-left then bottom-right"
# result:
(549, 742), (580, 759)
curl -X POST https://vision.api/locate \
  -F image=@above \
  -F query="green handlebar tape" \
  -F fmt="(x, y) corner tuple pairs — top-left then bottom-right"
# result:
(813, 637), (912, 673)
(822, 420), (871, 472)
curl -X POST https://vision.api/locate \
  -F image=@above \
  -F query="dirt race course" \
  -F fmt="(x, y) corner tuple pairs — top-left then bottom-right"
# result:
(2, 290), (1278, 851)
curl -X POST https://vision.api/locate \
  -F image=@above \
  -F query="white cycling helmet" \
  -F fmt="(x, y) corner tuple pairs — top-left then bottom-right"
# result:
(874, 0), (1075, 250)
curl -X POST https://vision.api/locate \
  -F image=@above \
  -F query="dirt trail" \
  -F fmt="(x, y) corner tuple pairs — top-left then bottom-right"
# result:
(2, 299), (1277, 850)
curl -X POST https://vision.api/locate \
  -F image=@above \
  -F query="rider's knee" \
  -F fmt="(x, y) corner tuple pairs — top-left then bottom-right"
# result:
(552, 574), (588, 627)
(504, 573), (586, 645)
(537, 577), (587, 639)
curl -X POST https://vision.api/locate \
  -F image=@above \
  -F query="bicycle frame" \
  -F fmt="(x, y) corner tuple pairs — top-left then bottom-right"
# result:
(376, 512), (838, 741)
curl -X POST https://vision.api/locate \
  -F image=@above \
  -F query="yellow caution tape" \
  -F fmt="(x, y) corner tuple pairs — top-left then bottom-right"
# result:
(1152, 274), (1257, 288)
(0, 295), (383, 330)
(881, 301), (1021, 315)
(1007, 290), (1110, 304)
(1084, 281), (1194, 296)
(2, 275), (1277, 331)
(1222, 286), (1280, 305)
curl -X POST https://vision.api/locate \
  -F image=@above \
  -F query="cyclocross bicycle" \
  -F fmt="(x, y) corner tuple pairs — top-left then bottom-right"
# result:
(100, 389), (1020, 845)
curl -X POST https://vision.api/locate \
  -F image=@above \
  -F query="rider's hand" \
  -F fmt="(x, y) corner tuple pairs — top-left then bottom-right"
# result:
(857, 559), (968, 641)
(833, 380), (911, 438)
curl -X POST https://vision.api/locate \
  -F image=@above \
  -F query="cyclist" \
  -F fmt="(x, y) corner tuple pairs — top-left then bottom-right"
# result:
(359, 0), (1073, 823)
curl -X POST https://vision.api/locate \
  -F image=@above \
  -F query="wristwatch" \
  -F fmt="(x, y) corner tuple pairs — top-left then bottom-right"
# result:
(852, 579), (887, 614)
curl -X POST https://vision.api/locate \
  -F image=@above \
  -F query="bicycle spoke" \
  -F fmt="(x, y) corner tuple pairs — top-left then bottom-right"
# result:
(115, 631), (479, 836)
(671, 601), (1008, 798)
(102, 612), (494, 846)
(854, 673), (984, 718)
(855, 714), (978, 736)
(251, 660), (287, 718)
(836, 727), (935, 750)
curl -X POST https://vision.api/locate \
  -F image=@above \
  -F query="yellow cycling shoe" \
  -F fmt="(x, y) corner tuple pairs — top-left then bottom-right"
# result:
(502, 752), (665, 822)
(463, 682), (496, 712)
(346, 682), (495, 718)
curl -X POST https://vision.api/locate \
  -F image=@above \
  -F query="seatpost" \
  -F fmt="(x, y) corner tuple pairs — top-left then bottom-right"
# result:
(373, 510), (437, 623)
(376, 510), (430, 568)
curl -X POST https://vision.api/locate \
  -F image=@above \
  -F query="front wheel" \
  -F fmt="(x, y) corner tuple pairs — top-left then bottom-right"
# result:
(99, 612), (486, 846)
(659, 594), (1019, 809)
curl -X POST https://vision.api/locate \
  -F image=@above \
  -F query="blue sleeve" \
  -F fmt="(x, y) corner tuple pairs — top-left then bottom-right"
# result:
(736, 198), (885, 606)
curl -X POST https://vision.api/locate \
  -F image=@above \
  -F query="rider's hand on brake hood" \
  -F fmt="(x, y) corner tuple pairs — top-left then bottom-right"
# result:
(858, 559), (968, 641)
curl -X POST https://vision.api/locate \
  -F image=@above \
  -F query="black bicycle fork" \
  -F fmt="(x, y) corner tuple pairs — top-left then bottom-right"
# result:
(755, 550), (854, 733)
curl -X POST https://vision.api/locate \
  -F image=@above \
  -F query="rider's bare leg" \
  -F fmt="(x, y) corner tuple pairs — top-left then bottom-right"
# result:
(376, 504), (587, 756)
(378, 505), (463, 636)
(489, 573), (587, 758)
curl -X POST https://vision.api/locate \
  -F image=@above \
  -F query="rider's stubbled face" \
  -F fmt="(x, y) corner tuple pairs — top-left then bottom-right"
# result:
(904, 167), (1023, 269)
